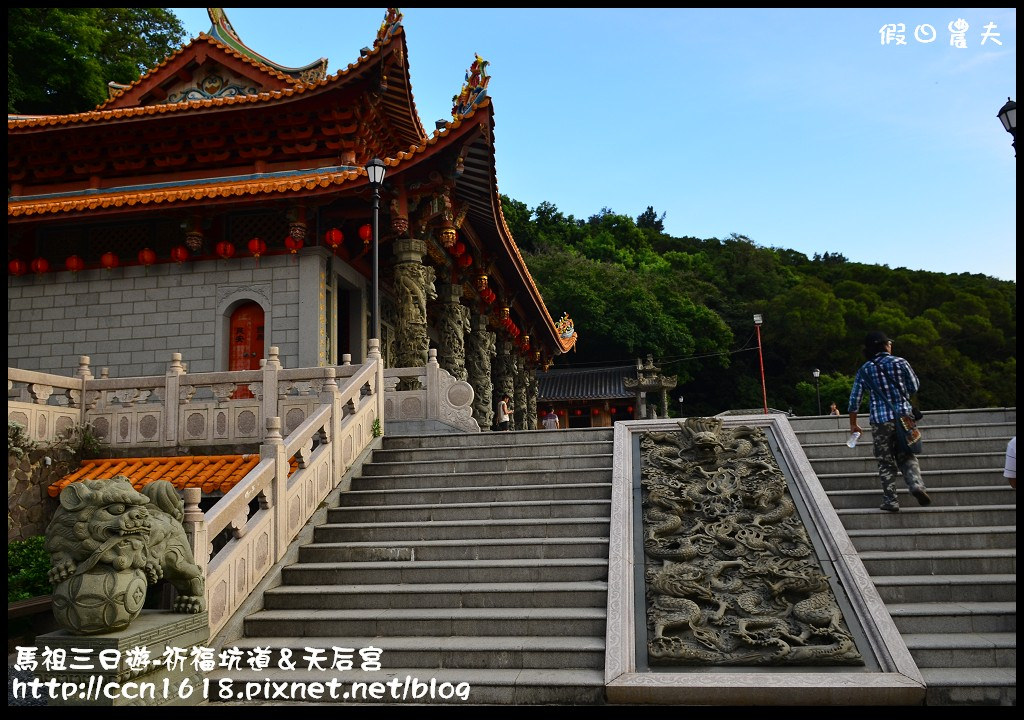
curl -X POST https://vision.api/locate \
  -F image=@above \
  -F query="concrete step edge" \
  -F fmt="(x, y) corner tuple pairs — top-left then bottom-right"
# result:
(328, 499), (611, 512)
(871, 573), (1017, 586)
(247, 607), (608, 619)
(285, 558), (609, 570)
(265, 582), (609, 595)
(885, 601), (1017, 615)
(301, 537), (610, 550)
(856, 548), (1016, 560)
(317, 517), (611, 530)
(221, 635), (607, 651)
(902, 631), (1017, 649)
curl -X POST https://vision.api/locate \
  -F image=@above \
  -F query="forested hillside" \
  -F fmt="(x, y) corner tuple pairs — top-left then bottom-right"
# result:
(504, 197), (1016, 416)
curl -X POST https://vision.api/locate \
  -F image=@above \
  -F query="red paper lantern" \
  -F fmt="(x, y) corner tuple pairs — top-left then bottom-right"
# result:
(30, 257), (50, 275)
(324, 228), (344, 251)
(170, 245), (189, 264)
(9, 259), (27, 276)
(575, 409), (583, 416)
(358, 224), (373, 244)
(457, 253), (473, 268)
(137, 247), (157, 266)
(247, 237), (266, 258)
(65, 255), (85, 274)
(592, 408), (600, 416)
(215, 241), (236, 260)
(284, 235), (303, 254)
(627, 406), (634, 414)
(451, 241), (466, 257)
(610, 408), (617, 415)
(101, 252), (119, 270)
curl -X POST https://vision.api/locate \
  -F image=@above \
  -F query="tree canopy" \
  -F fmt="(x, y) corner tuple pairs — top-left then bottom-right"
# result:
(506, 196), (1016, 416)
(8, 8), (186, 115)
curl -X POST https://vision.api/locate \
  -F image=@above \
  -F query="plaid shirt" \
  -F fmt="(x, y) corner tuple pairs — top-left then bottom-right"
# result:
(848, 352), (920, 424)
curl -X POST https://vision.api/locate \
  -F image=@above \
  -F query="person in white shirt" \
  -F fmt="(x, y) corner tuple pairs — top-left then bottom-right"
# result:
(542, 407), (560, 430)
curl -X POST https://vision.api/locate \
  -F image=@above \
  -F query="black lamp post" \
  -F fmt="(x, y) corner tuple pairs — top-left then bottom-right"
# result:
(677, 395), (684, 417)
(812, 368), (821, 416)
(364, 157), (387, 341)
(753, 314), (768, 414)
(998, 97), (1016, 156)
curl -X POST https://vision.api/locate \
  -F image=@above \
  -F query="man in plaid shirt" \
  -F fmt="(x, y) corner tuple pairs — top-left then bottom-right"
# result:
(848, 331), (931, 512)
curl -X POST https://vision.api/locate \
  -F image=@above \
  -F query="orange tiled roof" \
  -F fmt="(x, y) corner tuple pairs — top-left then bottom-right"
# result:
(49, 455), (298, 498)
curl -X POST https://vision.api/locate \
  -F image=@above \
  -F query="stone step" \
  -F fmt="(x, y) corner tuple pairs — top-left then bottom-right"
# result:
(221, 635), (607, 670)
(336, 482), (612, 506)
(800, 435), (1013, 458)
(793, 421), (1016, 446)
(902, 632), (1017, 669)
(788, 409), (1016, 431)
(847, 525), (1017, 552)
(242, 607), (608, 638)
(325, 498), (611, 523)
(809, 451), (1008, 474)
(351, 467), (612, 490)
(360, 453), (613, 475)
(836, 504), (1016, 530)
(824, 484), (1015, 509)
(884, 601), (1016, 635)
(297, 537), (609, 563)
(372, 441), (614, 463)
(917, 667), (1017, 706)
(814, 467), (1008, 491)
(382, 428), (613, 450)
(280, 558), (609, 585)
(262, 581), (608, 610)
(857, 548), (1016, 576)
(209, 667), (607, 705)
(870, 573), (1018, 604)
(314, 517), (610, 543)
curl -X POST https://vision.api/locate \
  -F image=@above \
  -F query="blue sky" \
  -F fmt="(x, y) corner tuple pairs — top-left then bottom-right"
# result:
(170, 8), (1017, 282)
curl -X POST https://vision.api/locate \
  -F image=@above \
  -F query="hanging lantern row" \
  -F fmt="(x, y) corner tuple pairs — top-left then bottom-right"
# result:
(216, 241), (236, 260)
(477, 287), (497, 305)
(358, 223), (373, 245)
(324, 227), (344, 252)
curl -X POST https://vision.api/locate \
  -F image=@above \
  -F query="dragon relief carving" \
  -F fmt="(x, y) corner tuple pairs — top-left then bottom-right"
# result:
(641, 418), (863, 667)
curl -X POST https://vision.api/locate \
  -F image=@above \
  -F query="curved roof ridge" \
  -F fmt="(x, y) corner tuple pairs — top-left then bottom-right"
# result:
(95, 33), (305, 112)
(206, 8), (328, 82)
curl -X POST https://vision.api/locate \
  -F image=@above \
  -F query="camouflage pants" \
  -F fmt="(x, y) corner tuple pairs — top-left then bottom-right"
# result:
(871, 420), (923, 505)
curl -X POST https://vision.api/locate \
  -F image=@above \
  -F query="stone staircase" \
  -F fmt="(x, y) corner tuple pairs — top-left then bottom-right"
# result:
(789, 408), (1016, 706)
(215, 427), (614, 705)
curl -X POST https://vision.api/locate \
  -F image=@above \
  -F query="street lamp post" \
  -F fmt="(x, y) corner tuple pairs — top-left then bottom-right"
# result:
(812, 368), (821, 416)
(678, 395), (684, 418)
(753, 314), (768, 415)
(364, 158), (387, 341)
(998, 97), (1016, 156)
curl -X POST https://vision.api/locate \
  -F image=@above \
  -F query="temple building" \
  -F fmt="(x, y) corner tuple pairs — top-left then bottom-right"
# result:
(7, 7), (577, 432)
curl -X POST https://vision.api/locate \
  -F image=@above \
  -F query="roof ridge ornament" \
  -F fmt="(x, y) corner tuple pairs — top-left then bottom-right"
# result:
(376, 8), (404, 46)
(452, 54), (490, 119)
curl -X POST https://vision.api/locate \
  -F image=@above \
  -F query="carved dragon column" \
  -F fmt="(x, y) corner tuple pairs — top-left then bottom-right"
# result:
(392, 238), (437, 383)
(466, 312), (496, 431)
(513, 354), (528, 430)
(494, 335), (516, 429)
(525, 365), (539, 431)
(437, 283), (470, 382)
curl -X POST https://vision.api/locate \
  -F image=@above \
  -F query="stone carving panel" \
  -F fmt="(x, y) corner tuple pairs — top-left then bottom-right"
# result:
(640, 418), (863, 666)
(466, 316), (495, 431)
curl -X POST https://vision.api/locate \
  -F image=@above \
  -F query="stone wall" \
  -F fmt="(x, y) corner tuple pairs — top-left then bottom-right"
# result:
(7, 254), (307, 378)
(7, 448), (63, 542)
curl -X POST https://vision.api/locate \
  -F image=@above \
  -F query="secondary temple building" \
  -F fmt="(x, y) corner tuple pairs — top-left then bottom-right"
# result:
(7, 8), (577, 433)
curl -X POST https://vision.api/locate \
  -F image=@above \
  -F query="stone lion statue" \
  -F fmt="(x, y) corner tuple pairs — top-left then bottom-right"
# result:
(45, 476), (206, 635)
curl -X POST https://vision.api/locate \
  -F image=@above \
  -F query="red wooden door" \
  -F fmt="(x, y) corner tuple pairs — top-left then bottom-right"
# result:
(229, 302), (264, 399)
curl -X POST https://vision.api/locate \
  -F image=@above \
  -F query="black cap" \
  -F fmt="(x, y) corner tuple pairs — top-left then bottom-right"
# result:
(864, 331), (891, 354)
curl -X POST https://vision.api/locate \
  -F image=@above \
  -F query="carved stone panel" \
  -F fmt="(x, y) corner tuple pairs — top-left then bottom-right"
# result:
(640, 418), (863, 667)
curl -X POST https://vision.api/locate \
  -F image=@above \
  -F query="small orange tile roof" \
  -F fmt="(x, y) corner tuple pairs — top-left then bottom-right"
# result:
(49, 455), (298, 498)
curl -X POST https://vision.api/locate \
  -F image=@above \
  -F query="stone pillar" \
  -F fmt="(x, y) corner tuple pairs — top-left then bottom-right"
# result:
(494, 335), (516, 429)
(392, 238), (437, 384)
(466, 312), (496, 431)
(437, 283), (470, 381)
(526, 368), (539, 430)
(514, 355), (528, 430)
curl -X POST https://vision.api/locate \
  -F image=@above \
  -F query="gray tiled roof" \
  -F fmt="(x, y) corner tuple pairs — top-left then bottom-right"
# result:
(537, 365), (635, 401)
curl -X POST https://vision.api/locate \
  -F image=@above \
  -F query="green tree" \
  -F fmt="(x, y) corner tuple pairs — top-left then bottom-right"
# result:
(8, 8), (185, 114)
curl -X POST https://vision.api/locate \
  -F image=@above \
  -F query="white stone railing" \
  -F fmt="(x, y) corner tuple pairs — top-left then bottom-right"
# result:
(7, 365), (85, 441)
(383, 348), (478, 433)
(8, 347), (372, 448)
(182, 342), (383, 638)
